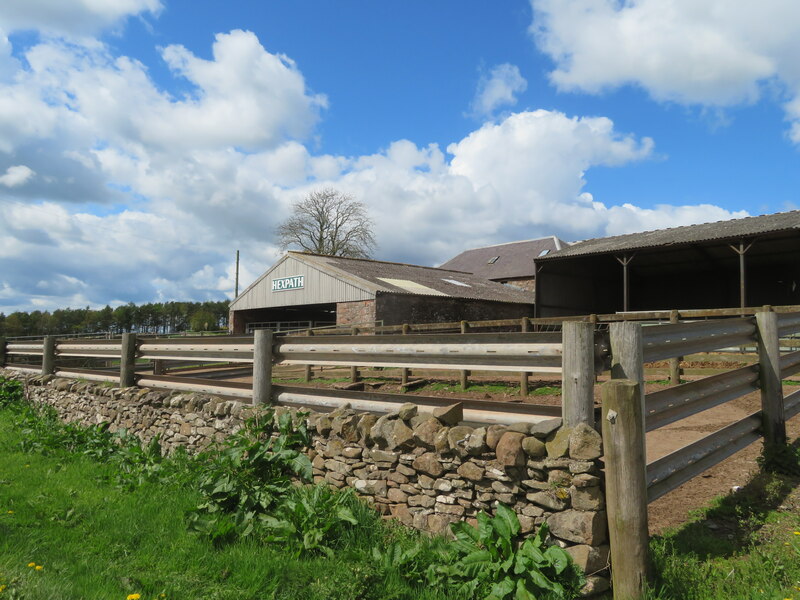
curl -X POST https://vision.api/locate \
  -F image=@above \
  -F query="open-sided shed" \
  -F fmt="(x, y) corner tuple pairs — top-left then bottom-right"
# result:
(534, 210), (800, 316)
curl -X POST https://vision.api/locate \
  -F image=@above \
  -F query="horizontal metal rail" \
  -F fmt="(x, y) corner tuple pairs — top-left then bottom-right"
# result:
(780, 349), (800, 379)
(56, 341), (122, 359)
(4, 365), (40, 374)
(273, 384), (562, 425)
(645, 365), (760, 432)
(784, 388), (800, 420)
(138, 339), (254, 363)
(646, 410), (762, 503)
(276, 332), (563, 373)
(642, 318), (756, 362)
(778, 312), (800, 336)
(55, 368), (119, 383)
(136, 374), (253, 399)
(6, 343), (44, 356)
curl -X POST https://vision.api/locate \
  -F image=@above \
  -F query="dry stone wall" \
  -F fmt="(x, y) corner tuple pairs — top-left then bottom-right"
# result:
(2, 369), (610, 595)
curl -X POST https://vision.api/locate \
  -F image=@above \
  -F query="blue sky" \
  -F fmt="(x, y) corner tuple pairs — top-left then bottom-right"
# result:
(1, 0), (800, 312)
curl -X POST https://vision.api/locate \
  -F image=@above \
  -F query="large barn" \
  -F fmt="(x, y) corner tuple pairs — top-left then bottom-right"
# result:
(229, 251), (534, 333)
(534, 210), (800, 317)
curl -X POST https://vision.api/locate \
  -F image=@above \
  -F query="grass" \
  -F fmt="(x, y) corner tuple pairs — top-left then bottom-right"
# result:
(646, 444), (800, 600)
(0, 410), (464, 600)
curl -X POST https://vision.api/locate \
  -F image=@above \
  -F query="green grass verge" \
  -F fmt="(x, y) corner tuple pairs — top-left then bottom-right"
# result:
(647, 452), (800, 600)
(0, 409), (463, 600)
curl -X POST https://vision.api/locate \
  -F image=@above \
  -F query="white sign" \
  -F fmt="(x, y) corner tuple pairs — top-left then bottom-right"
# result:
(272, 275), (304, 292)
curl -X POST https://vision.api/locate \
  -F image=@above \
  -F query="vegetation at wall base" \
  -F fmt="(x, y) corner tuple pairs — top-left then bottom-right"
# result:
(647, 443), (800, 600)
(0, 376), (581, 600)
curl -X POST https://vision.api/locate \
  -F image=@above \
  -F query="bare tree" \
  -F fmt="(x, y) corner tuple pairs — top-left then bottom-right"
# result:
(276, 188), (376, 258)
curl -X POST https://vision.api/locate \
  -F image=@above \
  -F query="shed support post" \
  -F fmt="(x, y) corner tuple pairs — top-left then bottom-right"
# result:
(756, 308), (786, 449)
(252, 329), (273, 406)
(120, 333), (138, 388)
(562, 321), (595, 427)
(669, 310), (682, 386)
(459, 321), (470, 390)
(602, 379), (650, 600)
(520, 317), (529, 396)
(729, 240), (753, 312)
(41, 335), (56, 376)
(615, 254), (635, 313)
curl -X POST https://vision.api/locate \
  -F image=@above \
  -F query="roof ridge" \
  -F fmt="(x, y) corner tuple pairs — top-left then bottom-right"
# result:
(290, 250), (472, 274)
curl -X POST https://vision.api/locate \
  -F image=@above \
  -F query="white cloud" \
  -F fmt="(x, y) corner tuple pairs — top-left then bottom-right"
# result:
(0, 27), (746, 313)
(531, 0), (800, 140)
(470, 63), (528, 118)
(0, 165), (34, 187)
(0, 0), (162, 37)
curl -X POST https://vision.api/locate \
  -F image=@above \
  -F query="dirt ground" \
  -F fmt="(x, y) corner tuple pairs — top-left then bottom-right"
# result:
(177, 359), (800, 535)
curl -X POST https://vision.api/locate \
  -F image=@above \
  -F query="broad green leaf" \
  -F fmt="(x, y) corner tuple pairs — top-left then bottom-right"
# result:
(543, 545), (571, 575)
(495, 504), (521, 538)
(514, 579), (537, 600)
(487, 576), (516, 600)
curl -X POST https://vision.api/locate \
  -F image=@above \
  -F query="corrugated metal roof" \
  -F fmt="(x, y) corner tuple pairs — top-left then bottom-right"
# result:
(538, 210), (800, 260)
(297, 252), (533, 304)
(439, 237), (566, 280)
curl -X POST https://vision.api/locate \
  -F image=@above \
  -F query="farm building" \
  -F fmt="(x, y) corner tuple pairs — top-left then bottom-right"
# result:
(228, 251), (534, 333)
(534, 210), (800, 317)
(438, 236), (566, 292)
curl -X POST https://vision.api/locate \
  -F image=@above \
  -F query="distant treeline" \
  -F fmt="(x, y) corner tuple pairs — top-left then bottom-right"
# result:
(0, 301), (230, 338)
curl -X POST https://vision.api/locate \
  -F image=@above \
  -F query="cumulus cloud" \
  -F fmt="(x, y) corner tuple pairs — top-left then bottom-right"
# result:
(0, 0), (162, 37)
(531, 0), (800, 140)
(470, 63), (528, 118)
(0, 27), (745, 313)
(0, 165), (34, 187)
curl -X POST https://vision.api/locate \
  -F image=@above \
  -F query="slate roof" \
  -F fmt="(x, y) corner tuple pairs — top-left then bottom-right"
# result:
(538, 210), (800, 260)
(438, 237), (566, 280)
(297, 252), (533, 304)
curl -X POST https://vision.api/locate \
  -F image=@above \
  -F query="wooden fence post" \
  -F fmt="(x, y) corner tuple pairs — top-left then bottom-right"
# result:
(609, 321), (646, 454)
(460, 321), (470, 390)
(520, 317), (529, 396)
(41, 335), (56, 376)
(350, 327), (360, 383)
(562, 321), (595, 428)
(401, 323), (411, 386)
(602, 379), (650, 600)
(756, 308), (786, 448)
(669, 310), (682, 386)
(152, 359), (166, 376)
(0, 337), (6, 368)
(119, 333), (137, 387)
(252, 329), (273, 406)
(304, 329), (313, 382)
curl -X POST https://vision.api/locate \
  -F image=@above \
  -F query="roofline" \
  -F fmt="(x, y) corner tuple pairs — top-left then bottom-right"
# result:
(536, 223), (800, 262)
(445, 235), (565, 252)
(288, 250), (473, 274)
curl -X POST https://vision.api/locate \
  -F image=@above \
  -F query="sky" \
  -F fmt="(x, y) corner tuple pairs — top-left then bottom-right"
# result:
(2, 0), (800, 313)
